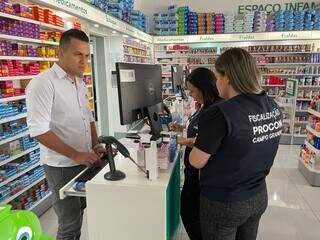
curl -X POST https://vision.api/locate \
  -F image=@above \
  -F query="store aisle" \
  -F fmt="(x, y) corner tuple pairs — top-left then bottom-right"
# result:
(39, 145), (320, 240)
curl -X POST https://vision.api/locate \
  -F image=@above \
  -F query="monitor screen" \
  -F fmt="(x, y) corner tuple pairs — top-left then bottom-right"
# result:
(116, 63), (163, 125)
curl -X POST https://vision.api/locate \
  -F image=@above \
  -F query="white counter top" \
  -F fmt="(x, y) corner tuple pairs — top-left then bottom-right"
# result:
(88, 147), (180, 188)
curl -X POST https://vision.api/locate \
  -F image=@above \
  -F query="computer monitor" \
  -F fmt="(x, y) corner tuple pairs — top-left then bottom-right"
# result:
(116, 63), (162, 124)
(115, 63), (163, 139)
(171, 65), (187, 99)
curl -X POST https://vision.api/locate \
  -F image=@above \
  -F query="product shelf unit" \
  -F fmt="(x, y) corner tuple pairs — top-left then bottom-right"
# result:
(299, 108), (320, 186)
(154, 37), (320, 143)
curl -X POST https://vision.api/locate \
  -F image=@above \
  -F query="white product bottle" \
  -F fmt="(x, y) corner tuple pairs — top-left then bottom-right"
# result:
(145, 141), (158, 180)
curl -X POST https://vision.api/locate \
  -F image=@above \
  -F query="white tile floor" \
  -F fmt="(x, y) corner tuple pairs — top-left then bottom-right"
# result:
(39, 145), (320, 240)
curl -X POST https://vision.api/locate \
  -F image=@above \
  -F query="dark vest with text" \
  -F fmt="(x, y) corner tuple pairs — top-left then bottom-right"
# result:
(200, 91), (282, 202)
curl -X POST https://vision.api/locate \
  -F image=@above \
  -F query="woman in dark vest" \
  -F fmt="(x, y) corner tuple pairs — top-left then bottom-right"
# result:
(170, 68), (221, 240)
(189, 48), (282, 240)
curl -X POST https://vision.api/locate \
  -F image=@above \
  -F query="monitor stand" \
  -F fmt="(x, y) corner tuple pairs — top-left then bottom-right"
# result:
(146, 105), (162, 141)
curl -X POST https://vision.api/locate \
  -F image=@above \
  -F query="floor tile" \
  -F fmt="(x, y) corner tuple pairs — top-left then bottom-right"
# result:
(41, 218), (57, 238)
(314, 212), (320, 222)
(284, 168), (310, 186)
(296, 184), (320, 211)
(266, 179), (311, 210)
(267, 167), (289, 182)
(259, 206), (320, 240)
(39, 207), (57, 222)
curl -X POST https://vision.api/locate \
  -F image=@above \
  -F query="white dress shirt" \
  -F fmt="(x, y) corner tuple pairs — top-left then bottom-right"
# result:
(26, 63), (94, 167)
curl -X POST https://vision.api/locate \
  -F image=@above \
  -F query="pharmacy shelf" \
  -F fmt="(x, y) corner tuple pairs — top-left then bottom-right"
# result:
(189, 53), (218, 56)
(0, 113), (27, 124)
(295, 121), (309, 124)
(124, 53), (149, 58)
(155, 49), (190, 52)
(297, 98), (313, 101)
(305, 140), (320, 155)
(298, 85), (320, 88)
(0, 56), (58, 61)
(0, 130), (29, 146)
(0, 12), (66, 31)
(0, 34), (59, 45)
(257, 62), (320, 66)
(40, 22), (65, 32)
(250, 51), (316, 55)
(299, 157), (320, 174)
(261, 74), (320, 76)
(0, 175), (45, 205)
(296, 109), (309, 113)
(156, 55), (189, 59)
(0, 95), (26, 103)
(28, 192), (52, 211)
(157, 62), (187, 65)
(42, 40), (59, 46)
(306, 125), (320, 138)
(0, 12), (39, 25)
(0, 75), (35, 81)
(0, 145), (40, 167)
(308, 108), (320, 118)
(0, 162), (40, 188)
(276, 101), (293, 107)
(261, 84), (286, 87)
(282, 133), (293, 136)
(294, 134), (307, 137)
(188, 64), (215, 67)
(123, 61), (152, 65)
(123, 44), (148, 51)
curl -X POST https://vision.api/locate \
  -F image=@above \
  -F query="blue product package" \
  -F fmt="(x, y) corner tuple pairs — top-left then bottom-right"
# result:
(168, 137), (177, 163)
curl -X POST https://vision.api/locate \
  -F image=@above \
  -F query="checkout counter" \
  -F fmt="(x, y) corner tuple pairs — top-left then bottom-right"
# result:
(59, 135), (182, 240)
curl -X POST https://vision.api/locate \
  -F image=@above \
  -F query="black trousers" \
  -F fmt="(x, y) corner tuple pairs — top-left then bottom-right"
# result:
(180, 179), (202, 240)
(200, 188), (268, 240)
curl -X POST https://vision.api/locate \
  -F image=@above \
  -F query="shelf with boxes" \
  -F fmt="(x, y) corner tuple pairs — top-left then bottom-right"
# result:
(153, 4), (320, 36)
(10, 179), (50, 211)
(274, 97), (295, 141)
(0, 146), (40, 182)
(299, 98), (320, 186)
(0, 112), (26, 124)
(0, 11), (65, 32)
(0, 154), (45, 205)
(155, 44), (218, 96)
(83, 64), (95, 112)
(0, 129), (29, 146)
(0, 161), (40, 188)
(0, 145), (39, 167)
(123, 38), (152, 64)
(0, 173), (45, 205)
(0, 1), (65, 28)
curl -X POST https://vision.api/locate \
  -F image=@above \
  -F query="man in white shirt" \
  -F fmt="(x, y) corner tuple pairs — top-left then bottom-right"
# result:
(26, 29), (103, 240)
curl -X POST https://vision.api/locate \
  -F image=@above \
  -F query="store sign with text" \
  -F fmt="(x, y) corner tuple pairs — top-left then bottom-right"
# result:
(238, 2), (316, 14)
(35, 0), (105, 23)
(286, 79), (297, 96)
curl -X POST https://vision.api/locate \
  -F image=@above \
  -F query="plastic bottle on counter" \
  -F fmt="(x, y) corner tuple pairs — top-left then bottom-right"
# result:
(169, 137), (177, 163)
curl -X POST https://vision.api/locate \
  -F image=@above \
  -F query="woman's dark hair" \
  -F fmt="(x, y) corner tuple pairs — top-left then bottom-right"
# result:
(186, 67), (220, 106)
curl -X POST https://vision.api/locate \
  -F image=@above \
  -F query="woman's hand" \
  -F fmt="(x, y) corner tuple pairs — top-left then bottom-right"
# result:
(177, 137), (195, 148)
(169, 122), (185, 132)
